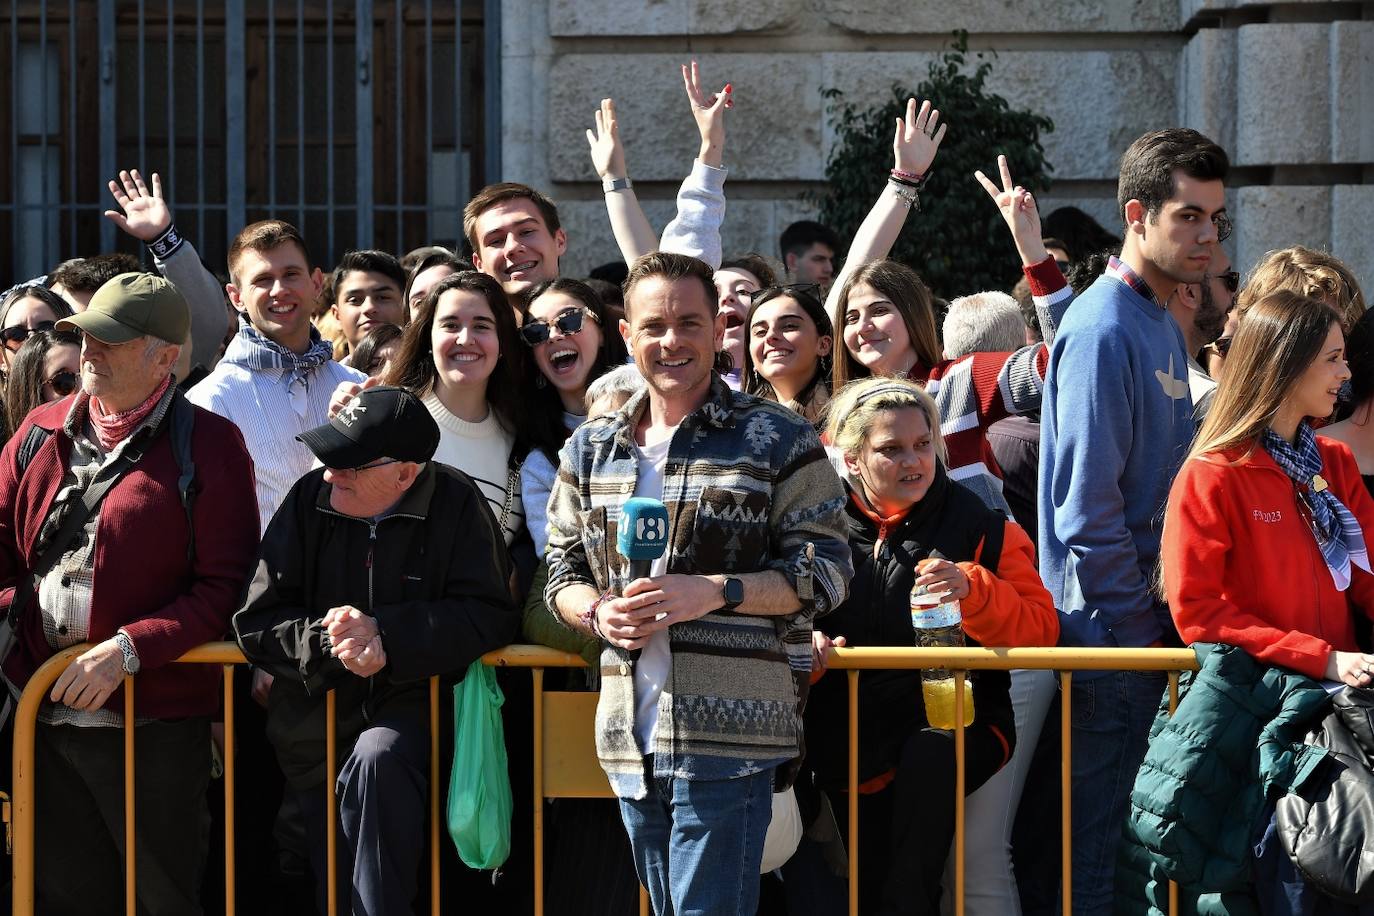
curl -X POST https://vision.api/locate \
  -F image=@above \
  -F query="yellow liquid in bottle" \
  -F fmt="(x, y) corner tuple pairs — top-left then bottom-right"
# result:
(922, 677), (975, 729)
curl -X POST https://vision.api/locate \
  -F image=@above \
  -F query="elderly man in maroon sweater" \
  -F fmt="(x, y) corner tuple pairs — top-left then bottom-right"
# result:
(0, 273), (259, 916)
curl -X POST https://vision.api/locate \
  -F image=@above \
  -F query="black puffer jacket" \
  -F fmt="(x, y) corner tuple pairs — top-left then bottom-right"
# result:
(805, 467), (1056, 789)
(1277, 686), (1374, 903)
(234, 462), (516, 789)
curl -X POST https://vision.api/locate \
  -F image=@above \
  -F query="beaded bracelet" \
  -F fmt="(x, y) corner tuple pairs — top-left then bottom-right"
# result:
(890, 168), (930, 189)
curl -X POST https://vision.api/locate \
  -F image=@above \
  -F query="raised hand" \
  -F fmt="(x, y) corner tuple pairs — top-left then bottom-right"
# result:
(974, 154), (1049, 267)
(681, 60), (730, 168)
(894, 98), (947, 178)
(104, 169), (172, 242)
(586, 98), (628, 181)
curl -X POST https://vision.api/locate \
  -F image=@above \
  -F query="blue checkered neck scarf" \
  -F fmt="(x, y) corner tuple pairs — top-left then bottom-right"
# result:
(221, 314), (334, 391)
(1261, 423), (1372, 591)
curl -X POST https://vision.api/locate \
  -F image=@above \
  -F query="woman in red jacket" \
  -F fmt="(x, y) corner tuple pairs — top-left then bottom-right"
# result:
(1163, 289), (1374, 686)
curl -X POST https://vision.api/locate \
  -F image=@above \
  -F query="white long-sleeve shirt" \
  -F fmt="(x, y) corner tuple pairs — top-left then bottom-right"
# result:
(188, 351), (364, 532)
(659, 160), (727, 269)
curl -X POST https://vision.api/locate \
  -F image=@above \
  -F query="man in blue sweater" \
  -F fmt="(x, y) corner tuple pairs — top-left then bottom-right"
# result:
(1038, 128), (1229, 916)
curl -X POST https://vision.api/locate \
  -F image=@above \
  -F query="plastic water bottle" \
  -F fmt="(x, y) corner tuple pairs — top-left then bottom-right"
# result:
(909, 554), (975, 729)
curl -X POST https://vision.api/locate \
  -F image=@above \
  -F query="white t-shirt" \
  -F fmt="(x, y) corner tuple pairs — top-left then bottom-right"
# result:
(631, 430), (675, 754)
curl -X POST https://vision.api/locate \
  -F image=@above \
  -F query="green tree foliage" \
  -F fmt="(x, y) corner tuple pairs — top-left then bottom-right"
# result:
(816, 33), (1055, 300)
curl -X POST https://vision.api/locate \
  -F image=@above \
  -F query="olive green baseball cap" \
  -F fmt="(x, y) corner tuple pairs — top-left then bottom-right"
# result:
(56, 272), (189, 345)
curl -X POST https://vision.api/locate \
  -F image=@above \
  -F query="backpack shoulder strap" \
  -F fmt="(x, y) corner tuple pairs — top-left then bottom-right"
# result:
(170, 393), (197, 565)
(15, 424), (54, 477)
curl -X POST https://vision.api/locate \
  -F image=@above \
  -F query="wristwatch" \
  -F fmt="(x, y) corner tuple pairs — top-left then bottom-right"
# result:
(721, 576), (745, 611)
(115, 630), (141, 675)
(602, 176), (633, 193)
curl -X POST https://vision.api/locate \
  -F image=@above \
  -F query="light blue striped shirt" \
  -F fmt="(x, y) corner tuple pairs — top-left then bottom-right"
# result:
(188, 357), (364, 532)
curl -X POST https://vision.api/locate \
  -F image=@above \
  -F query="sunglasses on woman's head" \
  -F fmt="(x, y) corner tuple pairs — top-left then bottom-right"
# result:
(1, 321), (56, 350)
(46, 369), (78, 397)
(1217, 270), (1241, 294)
(520, 307), (599, 347)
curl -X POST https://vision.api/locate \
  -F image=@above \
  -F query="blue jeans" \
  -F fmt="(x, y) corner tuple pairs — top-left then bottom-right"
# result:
(1069, 670), (1165, 916)
(618, 765), (775, 916)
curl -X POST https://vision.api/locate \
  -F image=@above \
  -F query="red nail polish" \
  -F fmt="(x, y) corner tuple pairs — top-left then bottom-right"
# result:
(724, 83), (732, 93)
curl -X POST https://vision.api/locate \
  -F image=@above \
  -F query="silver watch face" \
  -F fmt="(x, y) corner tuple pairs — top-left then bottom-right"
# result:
(118, 637), (140, 674)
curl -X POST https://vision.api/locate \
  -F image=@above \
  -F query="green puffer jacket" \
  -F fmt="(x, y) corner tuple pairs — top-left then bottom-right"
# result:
(1115, 643), (1332, 916)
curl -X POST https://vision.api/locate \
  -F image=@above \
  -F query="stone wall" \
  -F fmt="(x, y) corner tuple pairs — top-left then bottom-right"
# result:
(501, 0), (1373, 288)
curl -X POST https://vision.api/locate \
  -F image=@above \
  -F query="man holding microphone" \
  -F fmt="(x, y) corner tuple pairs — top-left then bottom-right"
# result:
(545, 252), (852, 916)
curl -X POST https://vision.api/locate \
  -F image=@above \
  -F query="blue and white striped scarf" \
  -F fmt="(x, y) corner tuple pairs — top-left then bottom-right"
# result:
(1262, 423), (1371, 590)
(221, 314), (334, 392)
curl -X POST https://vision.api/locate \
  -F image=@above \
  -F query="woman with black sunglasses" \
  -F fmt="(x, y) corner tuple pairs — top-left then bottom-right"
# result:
(3, 329), (81, 440)
(740, 283), (833, 425)
(518, 278), (628, 558)
(0, 285), (73, 372)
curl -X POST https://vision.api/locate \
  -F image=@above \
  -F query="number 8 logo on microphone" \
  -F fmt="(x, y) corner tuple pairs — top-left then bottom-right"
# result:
(638, 516), (664, 541)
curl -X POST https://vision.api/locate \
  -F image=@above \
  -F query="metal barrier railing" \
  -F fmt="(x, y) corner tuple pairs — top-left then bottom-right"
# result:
(10, 642), (1200, 916)
(825, 647), (1199, 916)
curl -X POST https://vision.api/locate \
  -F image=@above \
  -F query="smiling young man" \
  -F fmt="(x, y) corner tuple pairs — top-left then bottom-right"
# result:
(330, 249), (406, 357)
(464, 183), (567, 316)
(544, 252), (852, 916)
(188, 220), (364, 530)
(1037, 128), (1230, 916)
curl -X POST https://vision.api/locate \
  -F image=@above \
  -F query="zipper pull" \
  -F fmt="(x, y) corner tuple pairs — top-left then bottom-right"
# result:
(366, 524), (376, 570)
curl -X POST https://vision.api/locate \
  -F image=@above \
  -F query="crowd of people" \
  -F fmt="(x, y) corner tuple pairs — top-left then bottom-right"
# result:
(2, 59), (1372, 916)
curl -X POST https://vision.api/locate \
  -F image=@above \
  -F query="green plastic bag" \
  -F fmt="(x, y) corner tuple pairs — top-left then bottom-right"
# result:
(446, 660), (513, 869)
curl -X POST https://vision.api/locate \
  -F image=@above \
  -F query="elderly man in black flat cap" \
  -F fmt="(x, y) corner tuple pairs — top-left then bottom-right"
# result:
(234, 384), (516, 916)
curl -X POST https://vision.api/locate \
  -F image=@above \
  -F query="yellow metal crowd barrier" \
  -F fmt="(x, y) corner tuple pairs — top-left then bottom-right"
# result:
(10, 642), (1200, 916)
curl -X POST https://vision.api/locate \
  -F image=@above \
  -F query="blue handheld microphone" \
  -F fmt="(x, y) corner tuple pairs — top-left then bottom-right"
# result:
(617, 497), (670, 581)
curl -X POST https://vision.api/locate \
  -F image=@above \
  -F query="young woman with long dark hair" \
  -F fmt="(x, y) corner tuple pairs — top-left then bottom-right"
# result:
(740, 283), (832, 425)
(518, 277), (627, 556)
(382, 271), (528, 546)
(2, 329), (80, 438)
(0, 285), (74, 373)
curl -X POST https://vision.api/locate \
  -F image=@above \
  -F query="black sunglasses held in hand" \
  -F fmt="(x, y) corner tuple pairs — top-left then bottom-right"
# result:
(1217, 270), (1241, 294)
(520, 307), (600, 347)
